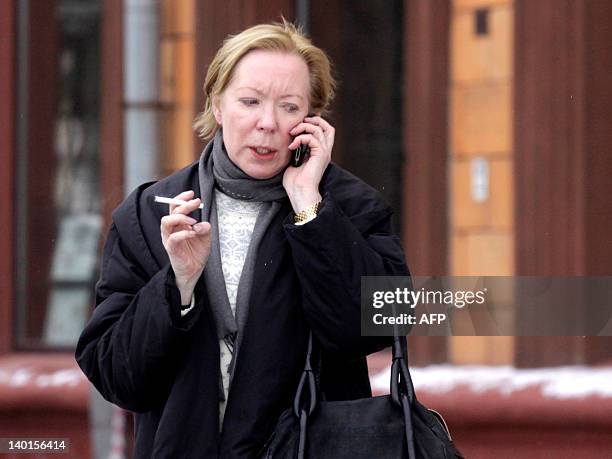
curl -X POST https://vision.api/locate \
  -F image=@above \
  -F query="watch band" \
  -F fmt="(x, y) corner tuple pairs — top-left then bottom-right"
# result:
(294, 201), (321, 224)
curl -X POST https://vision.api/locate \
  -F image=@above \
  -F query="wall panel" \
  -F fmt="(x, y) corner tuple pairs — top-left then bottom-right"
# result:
(514, 0), (612, 366)
(402, 0), (451, 365)
(0, 0), (16, 354)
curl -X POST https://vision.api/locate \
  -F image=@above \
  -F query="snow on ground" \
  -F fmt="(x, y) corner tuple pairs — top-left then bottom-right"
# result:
(371, 365), (612, 399)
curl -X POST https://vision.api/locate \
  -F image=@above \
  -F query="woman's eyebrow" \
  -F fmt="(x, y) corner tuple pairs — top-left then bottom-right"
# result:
(236, 86), (263, 94)
(235, 86), (305, 100)
(280, 94), (305, 100)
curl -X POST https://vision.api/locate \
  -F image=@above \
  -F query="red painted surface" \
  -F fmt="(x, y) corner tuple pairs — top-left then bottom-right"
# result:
(2, 351), (611, 459)
(0, 354), (90, 459)
(368, 351), (612, 459)
(0, 0), (15, 355)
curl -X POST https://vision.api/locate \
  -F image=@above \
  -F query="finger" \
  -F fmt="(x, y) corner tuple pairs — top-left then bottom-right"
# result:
(307, 115), (335, 145)
(161, 214), (198, 238)
(166, 226), (211, 249)
(174, 190), (195, 200)
(162, 224), (195, 244)
(164, 221), (211, 242)
(165, 229), (200, 249)
(171, 198), (201, 215)
(193, 221), (211, 234)
(290, 122), (325, 141)
(305, 117), (335, 145)
(305, 115), (334, 132)
(168, 190), (195, 213)
(161, 214), (197, 227)
(293, 126), (328, 152)
(288, 133), (319, 151)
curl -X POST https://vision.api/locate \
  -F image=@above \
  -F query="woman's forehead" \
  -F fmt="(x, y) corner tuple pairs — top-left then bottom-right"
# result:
(228, 50), (310, 95)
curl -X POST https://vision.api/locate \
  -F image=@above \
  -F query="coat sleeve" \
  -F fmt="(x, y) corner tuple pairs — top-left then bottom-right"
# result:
(75, 222), (203, 412)
(283, 192), (409, 356)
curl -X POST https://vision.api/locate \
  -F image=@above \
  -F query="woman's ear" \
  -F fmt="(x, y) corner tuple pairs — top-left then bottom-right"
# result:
(212, 96), (222, 125)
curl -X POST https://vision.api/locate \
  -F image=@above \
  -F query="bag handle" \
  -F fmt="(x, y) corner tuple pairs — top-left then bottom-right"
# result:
(293, 332), (317, 418)
(391, 334), (416, 406)
(391, 334), (417, 459)
(292, 328), (418, 459)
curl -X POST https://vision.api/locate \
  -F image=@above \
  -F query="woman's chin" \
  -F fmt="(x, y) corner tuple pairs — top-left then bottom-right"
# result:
(248, 170), (284, 180)
(244, 161), (288, 180)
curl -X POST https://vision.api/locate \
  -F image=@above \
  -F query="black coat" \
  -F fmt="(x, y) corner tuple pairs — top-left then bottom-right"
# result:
(76, 162), (409, 458)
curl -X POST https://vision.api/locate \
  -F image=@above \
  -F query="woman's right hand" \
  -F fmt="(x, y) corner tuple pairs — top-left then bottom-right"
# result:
(160, 190), (211, 304)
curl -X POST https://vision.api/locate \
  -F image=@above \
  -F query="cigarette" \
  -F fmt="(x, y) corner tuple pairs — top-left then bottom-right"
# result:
(154, 195), (204, 209)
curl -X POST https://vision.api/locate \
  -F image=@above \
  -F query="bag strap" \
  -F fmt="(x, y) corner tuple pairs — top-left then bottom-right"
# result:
(293, 332), (317, 418)
(391, 334), (416, 406)
(292, 332), (316, 459)
(292, 328), (418, 459)
(392, 334), (417, 459)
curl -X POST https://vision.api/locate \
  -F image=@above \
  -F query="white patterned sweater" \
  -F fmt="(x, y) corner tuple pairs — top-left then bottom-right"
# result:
(214, 190), (263, 426)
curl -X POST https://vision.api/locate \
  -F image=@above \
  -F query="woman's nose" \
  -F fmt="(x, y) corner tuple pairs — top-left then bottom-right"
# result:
(256, 105), (277, 132)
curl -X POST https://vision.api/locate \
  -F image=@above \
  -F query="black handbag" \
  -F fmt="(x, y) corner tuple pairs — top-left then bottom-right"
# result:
(259, 333), (464, 459)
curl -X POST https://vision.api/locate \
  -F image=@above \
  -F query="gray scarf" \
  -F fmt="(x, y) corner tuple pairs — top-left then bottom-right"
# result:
(198, 130), (286, 400)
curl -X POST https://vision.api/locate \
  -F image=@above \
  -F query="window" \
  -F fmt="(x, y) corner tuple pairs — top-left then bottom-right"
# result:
(15, 0), (102, 348)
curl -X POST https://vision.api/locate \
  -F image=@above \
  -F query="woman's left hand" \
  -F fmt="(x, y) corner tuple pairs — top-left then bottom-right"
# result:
(283, 115), (335, 213)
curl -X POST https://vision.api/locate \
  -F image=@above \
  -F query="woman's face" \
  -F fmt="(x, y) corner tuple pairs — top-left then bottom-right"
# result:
(213, 50), (311, 179)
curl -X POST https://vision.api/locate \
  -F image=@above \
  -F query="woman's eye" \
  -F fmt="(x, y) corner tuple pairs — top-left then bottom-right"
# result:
(240, 98), (259, 106)
(282, 103), (299, 113)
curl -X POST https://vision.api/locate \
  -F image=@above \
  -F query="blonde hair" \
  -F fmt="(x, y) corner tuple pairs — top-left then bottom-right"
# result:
(193, 20), (336, 140)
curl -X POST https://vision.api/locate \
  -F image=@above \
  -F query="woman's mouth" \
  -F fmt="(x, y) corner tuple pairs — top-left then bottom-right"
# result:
(250, 147), (277, 159)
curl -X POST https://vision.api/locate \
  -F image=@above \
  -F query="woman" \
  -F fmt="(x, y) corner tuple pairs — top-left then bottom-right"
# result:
(76, 21), (409, 458)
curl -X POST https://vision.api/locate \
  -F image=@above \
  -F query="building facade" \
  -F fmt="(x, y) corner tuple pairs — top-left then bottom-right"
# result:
(1, 0), (611, 457)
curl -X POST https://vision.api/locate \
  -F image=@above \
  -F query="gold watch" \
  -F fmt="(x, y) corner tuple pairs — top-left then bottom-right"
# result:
(294, 201), (321, 224)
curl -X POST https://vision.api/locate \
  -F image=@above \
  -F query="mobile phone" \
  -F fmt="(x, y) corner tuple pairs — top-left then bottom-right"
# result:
(291, 114), (314, 167)
(291, 142), (309, 167)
